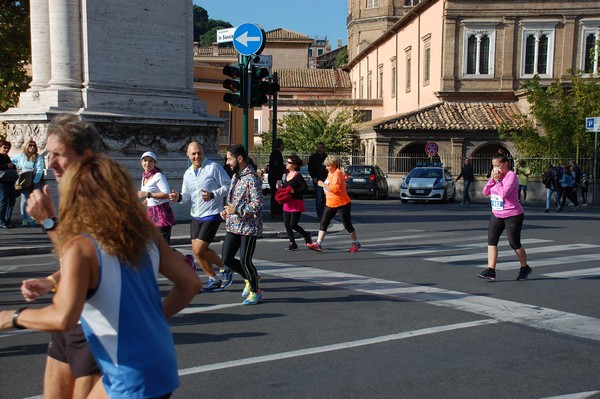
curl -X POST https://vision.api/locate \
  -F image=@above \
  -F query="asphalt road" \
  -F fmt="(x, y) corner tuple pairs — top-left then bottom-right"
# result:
(1, 199), (599, 399)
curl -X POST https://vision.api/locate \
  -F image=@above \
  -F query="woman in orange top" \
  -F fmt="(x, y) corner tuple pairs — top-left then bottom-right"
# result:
(307, 156), (361, 253)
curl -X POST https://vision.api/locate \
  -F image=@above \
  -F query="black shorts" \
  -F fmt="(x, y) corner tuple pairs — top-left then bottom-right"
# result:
(190, 218), (221, 242)
(47, 324), (100, 378)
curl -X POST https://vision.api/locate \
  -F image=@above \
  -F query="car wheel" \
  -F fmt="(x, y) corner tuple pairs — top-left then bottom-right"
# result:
(262, 188), (269, 196)
(371, 188), (379, 200)
(401, 199), (408, 204)
(441, 190), (447, 202)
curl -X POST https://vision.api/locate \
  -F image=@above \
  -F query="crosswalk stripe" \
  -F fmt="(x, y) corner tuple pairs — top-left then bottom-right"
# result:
(375, 238), (551, 256)
(494, 254), (600, 270)
(254, 259), (600, 342)
(424, 243), (600, 263)
(542, 266), (600, 279)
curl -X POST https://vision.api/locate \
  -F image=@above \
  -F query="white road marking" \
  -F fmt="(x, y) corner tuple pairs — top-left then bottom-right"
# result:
(542, 267), (600, 279)
(253, 259), (600, 342)
(425, 243), (600, 263)
(378, 238), (551, 256)
(494, 254), (600, 270)
(178, 319), (497, 375)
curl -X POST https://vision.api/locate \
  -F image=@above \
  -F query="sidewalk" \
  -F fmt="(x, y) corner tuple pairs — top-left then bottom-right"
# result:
(0, 212), (342, 257)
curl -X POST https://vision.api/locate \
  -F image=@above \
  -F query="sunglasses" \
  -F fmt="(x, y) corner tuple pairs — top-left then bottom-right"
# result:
(286, 161), (294, 164)
(28, 144), (37, 148)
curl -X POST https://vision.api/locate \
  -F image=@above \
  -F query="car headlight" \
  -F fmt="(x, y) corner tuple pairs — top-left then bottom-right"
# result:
(432, 180), (445, 189)
(401, 180), (408, 189)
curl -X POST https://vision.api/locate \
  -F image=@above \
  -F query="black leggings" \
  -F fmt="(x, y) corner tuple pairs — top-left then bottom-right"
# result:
(487, 213), (524, 249)
(221, 232), (260, 292)
(319, 202), (355, 234)
(283, 211), (310, 244)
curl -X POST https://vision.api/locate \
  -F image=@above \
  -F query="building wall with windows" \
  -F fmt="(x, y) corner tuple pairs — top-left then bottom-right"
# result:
(347, 0), (600, 175)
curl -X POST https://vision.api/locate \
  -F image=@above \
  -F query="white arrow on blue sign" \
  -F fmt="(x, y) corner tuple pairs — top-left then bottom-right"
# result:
(233, 23), (265, 56)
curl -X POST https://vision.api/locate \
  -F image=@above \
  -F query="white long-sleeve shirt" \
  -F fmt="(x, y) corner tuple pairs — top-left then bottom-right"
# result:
(179, 158), (231, 219)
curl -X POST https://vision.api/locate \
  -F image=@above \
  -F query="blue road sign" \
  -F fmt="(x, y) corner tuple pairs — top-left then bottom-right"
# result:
(586, 117), (600, 132)
(233, 23), (265, 56)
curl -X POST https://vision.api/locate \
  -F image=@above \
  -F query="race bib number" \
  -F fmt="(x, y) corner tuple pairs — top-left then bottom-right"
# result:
(490, 194), (504, 211)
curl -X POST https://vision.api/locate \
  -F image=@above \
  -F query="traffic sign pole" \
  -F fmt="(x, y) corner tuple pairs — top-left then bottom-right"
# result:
(585, 117), (599, 205)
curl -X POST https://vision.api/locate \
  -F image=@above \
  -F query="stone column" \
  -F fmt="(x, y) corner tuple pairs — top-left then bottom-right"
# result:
(451, 138), (465, 175)
(29, 0), (51, 88)
(48, 0), (82, 88)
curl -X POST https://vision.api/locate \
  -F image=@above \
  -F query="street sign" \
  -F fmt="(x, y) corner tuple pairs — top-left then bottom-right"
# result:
(585, 117), (600, 132)
(217, 27), (236, 44)
(425, 141), (439, 157)
(252, 54), (273, 75)
(233, 23), (265, 56)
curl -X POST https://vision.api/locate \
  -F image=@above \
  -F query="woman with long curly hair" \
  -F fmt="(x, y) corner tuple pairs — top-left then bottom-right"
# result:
(0, 155), (201, 399)
(12, 139), (45, 226)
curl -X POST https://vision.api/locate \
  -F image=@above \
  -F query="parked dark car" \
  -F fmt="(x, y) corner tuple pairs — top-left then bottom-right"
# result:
(344, 165), (389, 199)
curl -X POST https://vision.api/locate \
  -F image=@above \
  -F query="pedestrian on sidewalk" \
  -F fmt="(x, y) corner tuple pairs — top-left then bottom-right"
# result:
(12, 139), (45, 227)
(580, 173), (590, 206)
(221, 144), (264, 305)
(559, 165), (579, 211)
(278, 154), (312, 251)
(478, 153), (531, 281)
(516, 159), (530, 204)
(1, 154), (201, 399)
(0, 140), (17, 228)
(307, 156), (361, 253)
(456, 158), (474, 205)
(138, 151), (176, 244)
(169, 142), (232, 292)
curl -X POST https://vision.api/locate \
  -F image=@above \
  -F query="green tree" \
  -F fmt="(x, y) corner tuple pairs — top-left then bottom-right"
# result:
(499, 71), (599, 158)
(193, 5), (232, 45)
(260, 106), (361, 153)
(334, 47), (348, 68)
(0, 1), (31, 114)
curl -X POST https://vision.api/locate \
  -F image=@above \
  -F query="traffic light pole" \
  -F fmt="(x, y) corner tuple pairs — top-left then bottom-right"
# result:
(242, 55), (250, 150)
(271, 71), (278, 150)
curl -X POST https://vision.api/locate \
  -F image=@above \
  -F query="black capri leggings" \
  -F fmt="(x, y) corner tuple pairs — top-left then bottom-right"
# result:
(487, 213), (524, 249)
(319, 202), (355, 234)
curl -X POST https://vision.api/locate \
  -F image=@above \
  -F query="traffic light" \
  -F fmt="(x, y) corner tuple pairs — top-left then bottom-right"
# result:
(249, 66), (270, 107)
(223, 63), (244, 107)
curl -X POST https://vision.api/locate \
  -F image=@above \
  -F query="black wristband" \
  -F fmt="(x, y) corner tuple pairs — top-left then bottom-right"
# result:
(210, 192), (215, 200)
(12, 306), (28, 329)
(177, 192), (182, 202)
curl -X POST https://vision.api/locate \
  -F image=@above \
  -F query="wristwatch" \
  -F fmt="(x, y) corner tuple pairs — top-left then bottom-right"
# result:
(41, 217), (58, 233)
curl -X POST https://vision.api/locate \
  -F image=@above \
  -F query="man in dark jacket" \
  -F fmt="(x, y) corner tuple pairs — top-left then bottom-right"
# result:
(456, 158), (474, 205)
(268, 138), (285, 219)
(0, 140), (17, 228)
(308, 142), (327, 220)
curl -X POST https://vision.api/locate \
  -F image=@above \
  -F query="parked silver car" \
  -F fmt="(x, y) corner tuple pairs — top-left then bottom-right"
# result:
(400, 163), (455, 203)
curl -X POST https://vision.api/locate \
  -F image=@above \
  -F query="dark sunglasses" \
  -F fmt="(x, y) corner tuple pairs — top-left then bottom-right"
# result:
(28, 143), (37, 148)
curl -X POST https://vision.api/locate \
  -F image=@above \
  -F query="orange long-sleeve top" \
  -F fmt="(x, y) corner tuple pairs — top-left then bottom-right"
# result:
(324, 168), (351, 208)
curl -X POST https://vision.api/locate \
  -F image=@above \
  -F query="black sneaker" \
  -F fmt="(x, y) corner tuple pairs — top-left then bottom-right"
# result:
(516, 265), (532, 281)
(478, 268), (496, 281)
(543, 209), (549, 213)
(285, 243), (299, 251)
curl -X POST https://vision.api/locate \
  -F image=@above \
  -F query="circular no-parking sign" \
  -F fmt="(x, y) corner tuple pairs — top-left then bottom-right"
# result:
(425, 141), (439, 157)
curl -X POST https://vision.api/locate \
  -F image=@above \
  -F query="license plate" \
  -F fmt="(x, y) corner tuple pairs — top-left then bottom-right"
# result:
(416, 189), (425, 194)
(353, 178), (366, 183)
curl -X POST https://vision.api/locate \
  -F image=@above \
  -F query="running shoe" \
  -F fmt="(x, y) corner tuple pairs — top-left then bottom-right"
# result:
(242, 290), (263, 305)
(516, 265), (532, 281)
(307, 242), (322, 252)
(285, 243), (299, 251)
(184, 254), (198, 272)
(242, 279), (252, 298)
(203, 278), (222, 292)
(348, 242), (361, 253)
(220, 269), (234, 289)
(478, 268), (496, 281)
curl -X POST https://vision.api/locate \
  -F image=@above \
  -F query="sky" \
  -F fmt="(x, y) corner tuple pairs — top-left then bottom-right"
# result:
(195, 0), (348, 48)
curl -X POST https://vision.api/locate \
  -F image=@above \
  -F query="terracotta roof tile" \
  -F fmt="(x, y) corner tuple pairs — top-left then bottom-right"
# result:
(374, 101), (524, 131)
(266, 28), (313, 42)
(275, 69), (351, 89)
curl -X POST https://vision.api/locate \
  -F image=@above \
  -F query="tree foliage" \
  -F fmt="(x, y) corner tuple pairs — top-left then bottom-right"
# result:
(193, 5), (232, 46)
(0, 1), (31, 114)
(334, 47), (348, 68)
(499, 71), (600, 158)
(260, 107), (361, 153)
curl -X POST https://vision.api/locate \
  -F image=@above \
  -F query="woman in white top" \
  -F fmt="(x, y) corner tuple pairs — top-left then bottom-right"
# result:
(138, 151), (177, 243)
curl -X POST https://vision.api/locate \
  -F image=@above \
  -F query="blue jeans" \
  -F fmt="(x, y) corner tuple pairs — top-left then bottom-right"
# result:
(462, 179), (473, 203)
(0, 182), (16, 225)
(546, 188), (561, 209)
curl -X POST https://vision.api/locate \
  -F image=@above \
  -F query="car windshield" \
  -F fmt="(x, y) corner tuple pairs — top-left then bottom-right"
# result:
(410, 168), (442, 179)
(346, 166), (373, 177)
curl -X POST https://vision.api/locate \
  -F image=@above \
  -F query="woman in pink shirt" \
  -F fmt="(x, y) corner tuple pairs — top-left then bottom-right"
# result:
(478, 153), (531, 281)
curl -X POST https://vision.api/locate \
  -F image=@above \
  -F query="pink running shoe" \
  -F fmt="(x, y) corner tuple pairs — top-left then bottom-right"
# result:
(348, 242), (361, 253)
(307, 242), (322, 252)
(184, 254), (198, 271)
